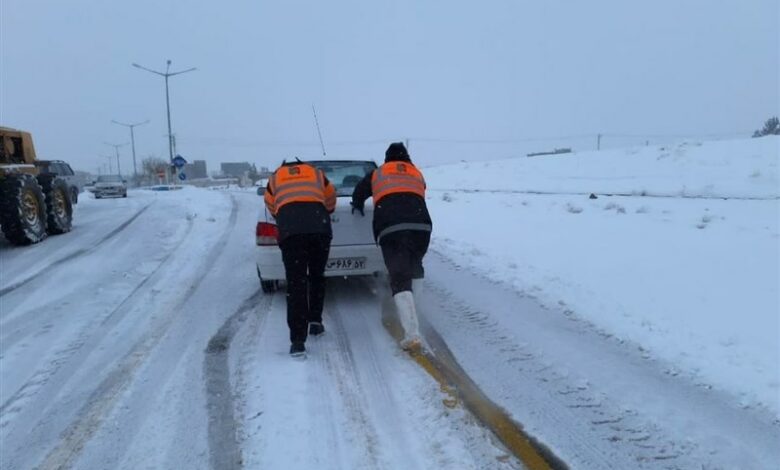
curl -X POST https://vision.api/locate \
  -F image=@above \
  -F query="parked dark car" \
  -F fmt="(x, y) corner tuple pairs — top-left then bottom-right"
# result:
(34, 160), (82, 204)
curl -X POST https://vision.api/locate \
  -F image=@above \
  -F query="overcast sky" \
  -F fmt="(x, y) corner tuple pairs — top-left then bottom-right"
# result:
(2, 0), (778, 174)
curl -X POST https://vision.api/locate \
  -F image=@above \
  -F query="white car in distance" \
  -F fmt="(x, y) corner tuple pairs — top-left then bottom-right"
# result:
(255, 160), (385, 293)
(92, 174), (128, 198)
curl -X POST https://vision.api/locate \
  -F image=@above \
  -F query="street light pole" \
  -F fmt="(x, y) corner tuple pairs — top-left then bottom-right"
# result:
(131, 60), (197, 165)
(104, 142), (128, 176)
(165, 72), (173, 163)
(101, 155), (114, 174)
(111, 119), (149, 180)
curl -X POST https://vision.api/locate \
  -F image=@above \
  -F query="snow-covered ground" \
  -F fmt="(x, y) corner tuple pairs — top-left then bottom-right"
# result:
(420, 137), (779, 466)
(0, 188), (520, 469)
(1, 137), (778, 470)
(428, 136), (778, 199)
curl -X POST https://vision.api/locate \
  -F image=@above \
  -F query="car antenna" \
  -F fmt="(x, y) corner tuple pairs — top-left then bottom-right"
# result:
(312, 104), (327, 157)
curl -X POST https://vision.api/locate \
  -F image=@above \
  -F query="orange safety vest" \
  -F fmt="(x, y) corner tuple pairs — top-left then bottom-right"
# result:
(371, 161), (426, 204)
(264, 164), (336, 216)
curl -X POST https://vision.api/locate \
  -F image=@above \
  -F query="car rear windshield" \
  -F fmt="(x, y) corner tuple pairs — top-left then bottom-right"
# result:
(309, 161), (377, 196)
(97, 175), (122, 182)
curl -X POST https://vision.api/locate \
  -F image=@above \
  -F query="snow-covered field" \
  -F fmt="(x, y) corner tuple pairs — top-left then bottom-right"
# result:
(421, 137), (779, 466)
(1, 137), (777, 470)
(426, 137), (779, 416)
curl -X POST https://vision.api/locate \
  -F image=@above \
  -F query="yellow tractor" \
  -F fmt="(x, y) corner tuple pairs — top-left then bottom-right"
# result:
(0, 127), (73, 245)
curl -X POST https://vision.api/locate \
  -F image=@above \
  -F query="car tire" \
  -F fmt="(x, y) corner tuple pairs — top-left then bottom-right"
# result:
(261, 280), (277, 293)
(257, 266), (278, 293)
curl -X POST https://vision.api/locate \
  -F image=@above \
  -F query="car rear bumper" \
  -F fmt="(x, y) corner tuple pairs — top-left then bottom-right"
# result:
(93, 187), (126, 196)
(256, 243), (385, 281)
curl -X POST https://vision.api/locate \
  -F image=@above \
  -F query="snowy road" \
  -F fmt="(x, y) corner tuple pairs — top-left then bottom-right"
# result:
(0, 189), (521, 470)
(2, 185), (777, 469)
(420, 251), (780, 469)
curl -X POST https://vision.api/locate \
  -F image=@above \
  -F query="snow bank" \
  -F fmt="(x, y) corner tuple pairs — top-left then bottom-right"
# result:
(427, 136), (779, 199)
(425, 136), (780, 416)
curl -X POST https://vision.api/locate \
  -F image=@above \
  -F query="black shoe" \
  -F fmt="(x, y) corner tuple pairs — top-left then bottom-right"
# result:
(289, 342), (306, 357)
(308, 322), (325, 337)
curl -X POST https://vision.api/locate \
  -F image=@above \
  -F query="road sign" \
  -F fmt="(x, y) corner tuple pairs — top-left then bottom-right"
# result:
(178, 172), (187, 181)
(172, 155), (187, 168)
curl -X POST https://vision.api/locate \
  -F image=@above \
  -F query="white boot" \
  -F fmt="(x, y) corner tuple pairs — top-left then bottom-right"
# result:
(393, 291), (421, 351)
(412, 278), (424, 305)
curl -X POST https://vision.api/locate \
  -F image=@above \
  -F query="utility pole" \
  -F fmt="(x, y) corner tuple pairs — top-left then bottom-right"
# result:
(101, 155), (114, 174)
(104, 142), (128, 176)
(132, 60), (197, 165)
(111, 119), (149, 181)
(597, 133), (602, 150)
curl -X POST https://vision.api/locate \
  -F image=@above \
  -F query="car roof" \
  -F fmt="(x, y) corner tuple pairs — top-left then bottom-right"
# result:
(305, 159), (377, 166)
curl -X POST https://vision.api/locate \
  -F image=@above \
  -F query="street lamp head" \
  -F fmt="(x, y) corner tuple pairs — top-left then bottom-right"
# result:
(112, 119), (150, 128)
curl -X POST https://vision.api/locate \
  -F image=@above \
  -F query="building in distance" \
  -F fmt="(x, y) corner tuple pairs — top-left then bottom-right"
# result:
(221, 162), (252, 178)
(183, 160), (208, 179)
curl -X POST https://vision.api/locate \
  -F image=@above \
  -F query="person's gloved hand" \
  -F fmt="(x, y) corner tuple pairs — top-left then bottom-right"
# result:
(350, 201), (364, 216)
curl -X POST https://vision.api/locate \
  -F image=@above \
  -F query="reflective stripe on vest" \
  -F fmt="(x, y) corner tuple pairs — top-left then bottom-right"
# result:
(268, 164), (327, 215)
(371, 162), (425, 204)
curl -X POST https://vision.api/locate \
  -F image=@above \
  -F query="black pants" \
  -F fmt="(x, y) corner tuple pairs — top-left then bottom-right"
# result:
(280, 234), (331, 343)
(379, 230), (431, 295)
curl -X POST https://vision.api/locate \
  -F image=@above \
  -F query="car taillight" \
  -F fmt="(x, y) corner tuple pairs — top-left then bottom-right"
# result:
(256, 222), (279, 245)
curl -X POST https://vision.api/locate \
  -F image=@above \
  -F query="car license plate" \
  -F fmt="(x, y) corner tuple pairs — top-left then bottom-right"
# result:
(326, 257), (366, 271)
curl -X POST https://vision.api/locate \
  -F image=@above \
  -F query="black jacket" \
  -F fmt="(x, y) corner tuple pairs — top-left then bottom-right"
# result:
(351, 158), (432, 242)
(266, 163), (333, 242)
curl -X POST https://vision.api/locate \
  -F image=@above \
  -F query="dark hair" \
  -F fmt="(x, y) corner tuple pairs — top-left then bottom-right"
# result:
(385, 142), (411, 162)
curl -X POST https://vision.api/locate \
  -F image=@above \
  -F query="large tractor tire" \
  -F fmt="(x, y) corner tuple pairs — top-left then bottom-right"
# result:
(37, 174), (73, 235)
(0, 174), (48, 245)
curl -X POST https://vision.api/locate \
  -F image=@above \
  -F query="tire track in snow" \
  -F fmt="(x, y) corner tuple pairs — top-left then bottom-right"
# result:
(419, 250), (776, 468)
(306, 331), (350, 470)
(231, 291), (278, 470)
(379, 294), (564, 470)
(203, 289), (267, 470)
(0, 202), (154, 297)
(328, 280), (419, 467)
(308, 299), (384, 470)
(27, 196), (238, 470)
(0, 216), (195, 417)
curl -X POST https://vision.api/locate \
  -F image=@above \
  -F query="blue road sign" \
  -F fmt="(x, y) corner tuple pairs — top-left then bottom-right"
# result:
(172, 155), (187, 168)
(178, 172), (187, 181)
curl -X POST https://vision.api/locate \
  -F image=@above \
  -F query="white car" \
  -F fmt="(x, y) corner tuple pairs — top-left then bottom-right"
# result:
(255, 160), (385, 293)
(91, 174), (128, 198)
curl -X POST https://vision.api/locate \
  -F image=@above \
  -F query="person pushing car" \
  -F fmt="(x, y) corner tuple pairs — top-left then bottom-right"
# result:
(351, 142), (432, 350)
(264, 160), (336, 357)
